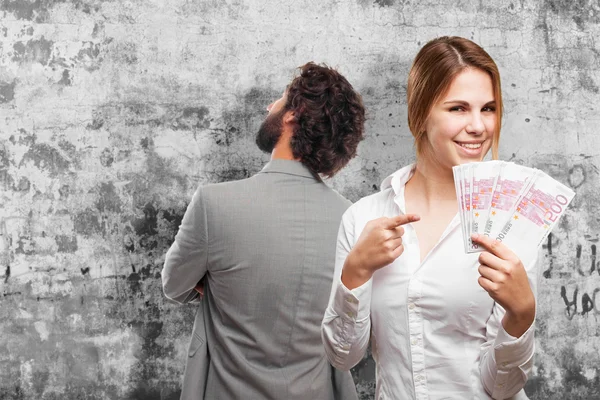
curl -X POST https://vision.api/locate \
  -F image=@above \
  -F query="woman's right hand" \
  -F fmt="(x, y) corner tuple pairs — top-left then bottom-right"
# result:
(342, 214), (420, 290)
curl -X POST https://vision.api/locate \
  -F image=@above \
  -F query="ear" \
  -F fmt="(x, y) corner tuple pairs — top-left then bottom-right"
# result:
(282, 110), (296, 124)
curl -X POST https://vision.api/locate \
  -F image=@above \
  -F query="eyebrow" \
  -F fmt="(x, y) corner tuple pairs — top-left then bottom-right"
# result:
(443, 100), (496, 106)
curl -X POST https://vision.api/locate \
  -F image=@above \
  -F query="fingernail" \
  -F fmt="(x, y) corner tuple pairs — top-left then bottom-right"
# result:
(471, 233), (479, 240)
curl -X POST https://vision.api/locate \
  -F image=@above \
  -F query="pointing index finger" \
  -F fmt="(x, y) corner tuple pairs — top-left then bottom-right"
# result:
(386, 214), (420, 229)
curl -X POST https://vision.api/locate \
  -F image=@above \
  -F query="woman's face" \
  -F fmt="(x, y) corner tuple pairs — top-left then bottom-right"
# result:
(423, 68), (496, 168)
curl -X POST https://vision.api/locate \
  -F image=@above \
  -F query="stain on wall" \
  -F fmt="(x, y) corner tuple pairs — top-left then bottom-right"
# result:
(0, 0), (598, 399)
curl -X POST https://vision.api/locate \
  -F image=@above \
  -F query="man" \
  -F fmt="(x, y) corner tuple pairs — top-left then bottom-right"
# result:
(162, 62), (365, 399)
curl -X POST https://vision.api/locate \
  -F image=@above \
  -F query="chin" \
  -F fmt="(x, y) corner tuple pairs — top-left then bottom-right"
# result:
(453, 152), (478, 164)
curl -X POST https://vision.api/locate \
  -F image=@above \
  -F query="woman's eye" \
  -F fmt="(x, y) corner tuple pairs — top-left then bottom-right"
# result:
(482, 106), (496, 112)
(449, 106), (464, 112)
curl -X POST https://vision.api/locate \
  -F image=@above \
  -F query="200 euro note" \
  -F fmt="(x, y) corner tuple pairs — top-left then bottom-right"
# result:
(468, 160), (503, 253)
(452, 166), (468, 253)
(484, 163), (538, 239)
(496, 171), (575, 265)
(464, 164), (474, 251)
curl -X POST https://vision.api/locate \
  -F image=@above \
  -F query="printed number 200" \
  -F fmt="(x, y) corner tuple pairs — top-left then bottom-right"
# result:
(544, 194), (568, 223)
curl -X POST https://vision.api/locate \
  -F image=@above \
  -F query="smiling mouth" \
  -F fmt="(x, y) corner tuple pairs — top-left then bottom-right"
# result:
(455, 142), (482, 149)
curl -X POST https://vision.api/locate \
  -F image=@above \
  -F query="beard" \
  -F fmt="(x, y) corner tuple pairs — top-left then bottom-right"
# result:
(255, 108), (285, 153)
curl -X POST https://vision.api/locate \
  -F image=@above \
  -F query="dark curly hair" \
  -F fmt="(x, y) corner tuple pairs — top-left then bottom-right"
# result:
(285, 62), (365, 178)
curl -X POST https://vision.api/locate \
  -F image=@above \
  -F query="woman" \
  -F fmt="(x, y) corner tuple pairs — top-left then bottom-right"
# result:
(322, 36), (537, 399)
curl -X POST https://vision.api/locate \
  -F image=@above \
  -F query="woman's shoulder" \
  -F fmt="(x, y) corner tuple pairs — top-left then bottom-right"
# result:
(344, 186), (396, 224)
(343, 164), (413, 222)
(353, 187), (394, 208)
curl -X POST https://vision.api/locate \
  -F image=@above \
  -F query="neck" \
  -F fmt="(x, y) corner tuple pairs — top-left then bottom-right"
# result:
(270, 144), (297, 161)
(270, 128), (299, 161)
(408, 158), (457, 204)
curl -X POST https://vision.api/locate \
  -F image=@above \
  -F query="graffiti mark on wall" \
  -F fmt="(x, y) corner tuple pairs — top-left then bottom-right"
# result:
(575, 243), (598, 277)
(561, 285), (600, 319)
(542, 234), (598, 278)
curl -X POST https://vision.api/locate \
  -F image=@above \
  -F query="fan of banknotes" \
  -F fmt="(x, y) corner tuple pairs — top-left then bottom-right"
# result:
(452, 161), (576, 260)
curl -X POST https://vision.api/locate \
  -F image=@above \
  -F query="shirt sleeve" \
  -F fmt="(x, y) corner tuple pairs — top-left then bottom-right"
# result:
(479, 255), (538, 399)
(321, 208), (373, 371)
(161, 186), (209, 304)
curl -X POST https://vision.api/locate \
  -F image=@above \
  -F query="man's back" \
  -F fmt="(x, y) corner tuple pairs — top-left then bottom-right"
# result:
(163, 62), (365, 400)
(197, 160), (353, 399)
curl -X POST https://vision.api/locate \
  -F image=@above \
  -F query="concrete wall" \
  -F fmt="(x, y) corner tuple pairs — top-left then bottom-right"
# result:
(1, 0), (598, 398)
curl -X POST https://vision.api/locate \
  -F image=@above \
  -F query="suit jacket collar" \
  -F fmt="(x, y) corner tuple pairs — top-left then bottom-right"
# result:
(260, 159), (318, 180)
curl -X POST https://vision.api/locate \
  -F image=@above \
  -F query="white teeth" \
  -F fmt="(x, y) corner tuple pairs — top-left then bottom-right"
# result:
(458, 142), (481, 149)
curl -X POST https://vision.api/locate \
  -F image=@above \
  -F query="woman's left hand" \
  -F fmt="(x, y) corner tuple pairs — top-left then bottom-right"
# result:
(471, 233), (535, 338)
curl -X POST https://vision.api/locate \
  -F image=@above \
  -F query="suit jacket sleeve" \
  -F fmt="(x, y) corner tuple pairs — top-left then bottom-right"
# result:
(161, 186), (209, 304)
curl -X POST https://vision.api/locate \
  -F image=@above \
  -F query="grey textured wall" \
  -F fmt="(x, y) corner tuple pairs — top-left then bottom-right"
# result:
(0, 0), (598, 399)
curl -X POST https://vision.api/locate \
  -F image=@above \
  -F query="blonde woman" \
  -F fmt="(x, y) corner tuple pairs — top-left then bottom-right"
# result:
(322, 36), (537, 399)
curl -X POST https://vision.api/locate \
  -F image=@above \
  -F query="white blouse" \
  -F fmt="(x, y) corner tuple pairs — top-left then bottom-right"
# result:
(322, 164), (537, 400)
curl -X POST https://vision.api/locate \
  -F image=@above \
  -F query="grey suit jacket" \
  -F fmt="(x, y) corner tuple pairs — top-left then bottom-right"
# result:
(162, 159), (358, 400)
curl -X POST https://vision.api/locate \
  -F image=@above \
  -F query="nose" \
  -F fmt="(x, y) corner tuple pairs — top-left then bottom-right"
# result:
(266, 101), (275, 112)
(467, 111), (485, 135)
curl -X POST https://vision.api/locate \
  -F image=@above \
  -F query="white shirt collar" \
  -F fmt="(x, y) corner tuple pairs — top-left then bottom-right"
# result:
(380, 163), (416, 195)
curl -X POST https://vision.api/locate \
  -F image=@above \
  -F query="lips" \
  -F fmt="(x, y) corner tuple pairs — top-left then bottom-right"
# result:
(455, 142), (482, 149)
